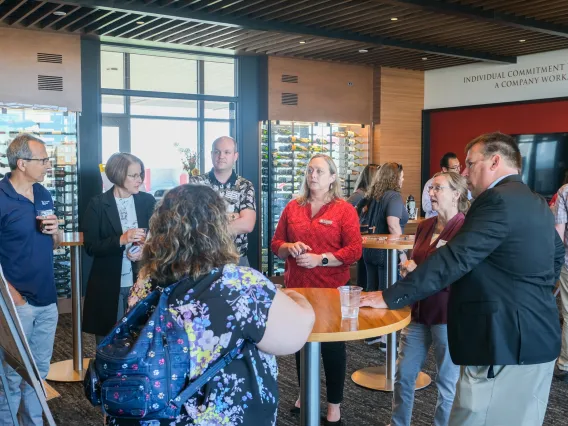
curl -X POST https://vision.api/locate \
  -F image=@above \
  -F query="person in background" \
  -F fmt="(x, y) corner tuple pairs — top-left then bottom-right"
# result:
(552, 180), (568, 382)
(116, 184), (315, 426)
(391, 172), (469, 426)
(361, 132), (563, 426)
(82, 153), (156, 344)
(357, 162), (408, 292)
(422, 152), (461, 218)
(347, 163), (379, 207)
(271, 154), (362, 425)
(347, 163), (379, 289)
(0, 134), (61, 425)
(189, 136), (256, 266)
(549, 170), (568, 208)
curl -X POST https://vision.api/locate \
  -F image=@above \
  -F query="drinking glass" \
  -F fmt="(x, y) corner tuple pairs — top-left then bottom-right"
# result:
(36, 209), (54, 232)
(338, 286), (363, 318)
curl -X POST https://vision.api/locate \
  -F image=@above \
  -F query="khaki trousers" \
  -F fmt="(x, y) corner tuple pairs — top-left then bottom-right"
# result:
(449, 360), (555, 426)
(557, 265), (568, 371)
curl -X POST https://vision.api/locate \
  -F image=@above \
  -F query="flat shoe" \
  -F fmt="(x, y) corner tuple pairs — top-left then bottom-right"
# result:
(290, 406), (300, 414)
(321, 415), (342, 425)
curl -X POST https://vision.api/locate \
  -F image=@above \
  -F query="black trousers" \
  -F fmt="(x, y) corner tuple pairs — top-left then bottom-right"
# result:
(295, 341), (347, 404)
(364, 262), (387, 292)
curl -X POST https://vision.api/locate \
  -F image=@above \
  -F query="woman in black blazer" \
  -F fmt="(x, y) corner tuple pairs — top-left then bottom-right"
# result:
(82, 153), (156, 342)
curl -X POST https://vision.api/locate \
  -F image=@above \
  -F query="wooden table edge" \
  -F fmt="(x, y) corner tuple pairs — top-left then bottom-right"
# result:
(307, 308), (411, 342)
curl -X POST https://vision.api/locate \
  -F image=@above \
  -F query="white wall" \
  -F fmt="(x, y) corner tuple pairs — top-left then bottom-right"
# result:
(425, 49), (568, 109)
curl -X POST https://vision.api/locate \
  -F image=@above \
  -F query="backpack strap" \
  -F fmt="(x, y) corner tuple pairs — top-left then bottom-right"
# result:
(168, 339), (246, 409)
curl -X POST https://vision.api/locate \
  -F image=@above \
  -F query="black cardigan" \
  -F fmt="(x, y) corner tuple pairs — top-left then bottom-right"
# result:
(82, 188), (156, 336)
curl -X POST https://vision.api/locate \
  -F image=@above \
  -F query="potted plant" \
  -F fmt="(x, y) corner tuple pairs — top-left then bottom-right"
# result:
(175, 143), (200, 176)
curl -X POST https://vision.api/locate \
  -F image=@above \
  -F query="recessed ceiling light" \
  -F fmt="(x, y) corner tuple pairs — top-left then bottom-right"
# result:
(359, 49), (369, 53)
(136, 21), (145, 25)
(391, 17), (398, 21)
(519, 39), (526, 42)
(299, 40), (306, 44)
(53, 11), (66, 16)
(422, 57), (428, 60)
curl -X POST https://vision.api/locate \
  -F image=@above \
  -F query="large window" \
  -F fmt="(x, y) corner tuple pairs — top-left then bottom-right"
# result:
(100, 49), (236, 194)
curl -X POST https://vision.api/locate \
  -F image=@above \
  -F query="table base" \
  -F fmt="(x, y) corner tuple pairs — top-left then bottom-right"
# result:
(47, 358), (90, 382)
(351, 367), (431, 392)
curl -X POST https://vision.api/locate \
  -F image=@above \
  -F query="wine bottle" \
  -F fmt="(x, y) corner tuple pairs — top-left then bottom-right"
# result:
(54, 169), (77, 178)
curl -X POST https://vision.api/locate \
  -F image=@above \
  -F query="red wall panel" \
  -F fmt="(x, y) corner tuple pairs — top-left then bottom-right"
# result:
(428, 100), (568, 175)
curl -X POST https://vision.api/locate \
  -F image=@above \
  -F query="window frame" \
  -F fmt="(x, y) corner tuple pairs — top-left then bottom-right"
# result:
(100, 48), (237, 174)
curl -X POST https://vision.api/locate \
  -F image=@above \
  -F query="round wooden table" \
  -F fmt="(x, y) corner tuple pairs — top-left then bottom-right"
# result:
(47, 232), (90, 382)
(354, 234), (431, 392)
(293, 288), (411, 426)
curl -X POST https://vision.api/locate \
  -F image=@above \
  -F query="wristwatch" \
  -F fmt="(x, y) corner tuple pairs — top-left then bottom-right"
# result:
(321, 253), (329, 266)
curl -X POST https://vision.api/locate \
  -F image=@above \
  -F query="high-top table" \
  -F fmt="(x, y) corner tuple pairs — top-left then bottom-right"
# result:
(293, 288), (411, 426)
(47, 232), (90, 382)
(352, 234), (431, 392)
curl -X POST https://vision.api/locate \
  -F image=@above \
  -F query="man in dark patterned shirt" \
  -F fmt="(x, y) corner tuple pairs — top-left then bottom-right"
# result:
(189, 136), (256, 266)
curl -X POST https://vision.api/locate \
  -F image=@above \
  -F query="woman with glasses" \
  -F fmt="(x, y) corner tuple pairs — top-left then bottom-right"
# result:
(82, 152), (156, 344)
(390, 171), (469, 426)
(357, 162), (408, 292)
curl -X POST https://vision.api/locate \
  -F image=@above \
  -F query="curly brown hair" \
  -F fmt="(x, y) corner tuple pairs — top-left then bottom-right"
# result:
(140, 184), (239, 283)
(365, 162), (403, 200)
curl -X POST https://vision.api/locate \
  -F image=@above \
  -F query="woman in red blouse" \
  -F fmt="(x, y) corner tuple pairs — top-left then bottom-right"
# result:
(271, 154), (362, 425)
(390, 171), (470, 426)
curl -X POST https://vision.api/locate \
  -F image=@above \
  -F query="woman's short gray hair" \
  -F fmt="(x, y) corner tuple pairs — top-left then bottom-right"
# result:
(7, 134), (44, 170)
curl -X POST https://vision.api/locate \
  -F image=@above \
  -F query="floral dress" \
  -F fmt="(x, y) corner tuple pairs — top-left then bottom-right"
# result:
(107, 264), (279, 426)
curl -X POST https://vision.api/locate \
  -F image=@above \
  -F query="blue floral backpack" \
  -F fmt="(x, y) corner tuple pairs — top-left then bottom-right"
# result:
(84, 267), (244, 420)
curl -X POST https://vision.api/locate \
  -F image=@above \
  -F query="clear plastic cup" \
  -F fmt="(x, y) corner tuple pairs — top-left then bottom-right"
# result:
(338, 286), (363, 318)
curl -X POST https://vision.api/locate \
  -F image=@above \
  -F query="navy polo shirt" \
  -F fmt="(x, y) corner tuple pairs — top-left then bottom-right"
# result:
(0, 173), (56, 306)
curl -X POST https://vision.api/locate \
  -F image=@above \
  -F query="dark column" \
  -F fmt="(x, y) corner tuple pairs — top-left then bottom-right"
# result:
(79, 37), (102, 292)
(236, 55), (267, 271)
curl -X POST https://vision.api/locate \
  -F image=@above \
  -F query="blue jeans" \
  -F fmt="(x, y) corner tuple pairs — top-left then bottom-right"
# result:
(0, 302), (58, 426)
(391, 322), (459, 426)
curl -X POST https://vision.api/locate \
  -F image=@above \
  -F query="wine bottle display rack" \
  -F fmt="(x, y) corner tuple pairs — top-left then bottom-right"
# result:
(260, 121), (369, 276)
(0, 108), (79, 299)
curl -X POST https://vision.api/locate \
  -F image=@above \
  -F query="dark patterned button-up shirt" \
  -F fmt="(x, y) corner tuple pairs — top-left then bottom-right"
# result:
(189, 170), (256, 256)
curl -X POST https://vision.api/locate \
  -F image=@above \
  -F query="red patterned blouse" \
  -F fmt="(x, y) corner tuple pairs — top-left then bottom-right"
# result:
(271, 198), (363, 289)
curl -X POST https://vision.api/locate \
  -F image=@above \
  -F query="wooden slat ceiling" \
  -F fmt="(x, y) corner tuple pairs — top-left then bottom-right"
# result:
(2, 0), (568, 70)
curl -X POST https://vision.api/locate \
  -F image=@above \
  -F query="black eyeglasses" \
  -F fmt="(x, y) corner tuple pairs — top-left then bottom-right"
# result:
(21, 157), (51, 165)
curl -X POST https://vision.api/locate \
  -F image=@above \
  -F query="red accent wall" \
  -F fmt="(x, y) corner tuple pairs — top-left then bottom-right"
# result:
(429, 100), (568, 175)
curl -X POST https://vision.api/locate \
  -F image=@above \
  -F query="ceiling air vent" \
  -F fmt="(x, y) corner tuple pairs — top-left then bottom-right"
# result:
(281, 74), (298, 83)
(38, 75), (63, 91)
(282, 93), (298, 106)
(37, 53), (63, 64)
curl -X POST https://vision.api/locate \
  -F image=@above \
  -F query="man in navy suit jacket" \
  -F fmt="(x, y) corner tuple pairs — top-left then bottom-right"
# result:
(361, 132), (564, 426)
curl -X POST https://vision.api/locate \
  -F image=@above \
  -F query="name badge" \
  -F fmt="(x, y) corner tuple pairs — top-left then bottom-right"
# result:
(436, 239), (448, 249)
(319, 219), (333, 226)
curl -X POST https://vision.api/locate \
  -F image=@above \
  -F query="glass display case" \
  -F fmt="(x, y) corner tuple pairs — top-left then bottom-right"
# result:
(260, 120), (369, 276)
(0, 107), (79, 299)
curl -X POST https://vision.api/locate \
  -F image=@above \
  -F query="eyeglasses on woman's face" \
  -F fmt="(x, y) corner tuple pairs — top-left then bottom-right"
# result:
(127, 173), (143, 181)
(428, 185), (449, 193)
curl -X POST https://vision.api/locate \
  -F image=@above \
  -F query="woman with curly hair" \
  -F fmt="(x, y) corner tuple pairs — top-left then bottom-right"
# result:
(357, 162), (408, 292)
(115, 184), (315, 426)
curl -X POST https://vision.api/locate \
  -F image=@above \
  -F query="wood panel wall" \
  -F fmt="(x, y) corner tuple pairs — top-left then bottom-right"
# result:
(267, 56), (373, 124)
(373, 67), (425, 211)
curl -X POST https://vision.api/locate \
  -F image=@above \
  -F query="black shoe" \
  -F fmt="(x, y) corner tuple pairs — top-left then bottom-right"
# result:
(290, 406), (300, 415)
(321, 416), (342, 425)
(554, 366), (568, 382)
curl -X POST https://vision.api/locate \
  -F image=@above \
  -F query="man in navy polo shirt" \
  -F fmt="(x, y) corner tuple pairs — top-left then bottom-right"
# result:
(0, 134), (61, 425)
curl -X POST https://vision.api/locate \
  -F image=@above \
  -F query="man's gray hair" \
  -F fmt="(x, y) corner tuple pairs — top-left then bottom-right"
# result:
(7, 133), (44, 170)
